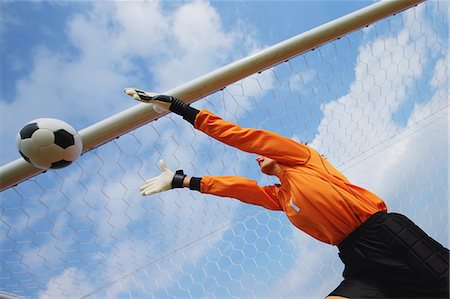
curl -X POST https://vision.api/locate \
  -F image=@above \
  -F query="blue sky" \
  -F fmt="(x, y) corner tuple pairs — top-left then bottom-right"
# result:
(0, 1), (448, 298)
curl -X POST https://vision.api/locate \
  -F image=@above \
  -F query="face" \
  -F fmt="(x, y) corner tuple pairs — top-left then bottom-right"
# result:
(256, 155), (279, 176)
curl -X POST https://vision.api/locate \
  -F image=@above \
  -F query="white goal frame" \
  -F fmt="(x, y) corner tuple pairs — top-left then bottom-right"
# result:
(0, 0), (424, 191)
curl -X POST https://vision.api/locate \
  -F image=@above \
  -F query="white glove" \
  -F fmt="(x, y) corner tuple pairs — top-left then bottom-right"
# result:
(140, 160), (175, 196)
(124, 88), (169, 114)
(140, 160), (186, 196)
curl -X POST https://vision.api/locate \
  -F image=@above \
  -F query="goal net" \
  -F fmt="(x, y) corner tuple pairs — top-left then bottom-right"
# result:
(1, 1), (447, 298)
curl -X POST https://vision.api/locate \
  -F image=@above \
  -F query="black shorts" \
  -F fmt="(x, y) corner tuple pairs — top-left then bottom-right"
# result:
(329, 212), (449, 298)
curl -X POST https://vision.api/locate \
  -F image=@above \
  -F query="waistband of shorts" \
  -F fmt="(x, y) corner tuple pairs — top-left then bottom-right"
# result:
(338, 211), (387, 252)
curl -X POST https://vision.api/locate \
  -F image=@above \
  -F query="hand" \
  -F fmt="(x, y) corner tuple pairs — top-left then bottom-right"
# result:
(140, 160), (175, 196)
(150, 95), (173, 113)
(124, 88), (197, 125)
(124, 88), (170, 113)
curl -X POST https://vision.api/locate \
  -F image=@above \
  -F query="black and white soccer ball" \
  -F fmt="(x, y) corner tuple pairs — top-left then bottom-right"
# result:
(16, 118), (83, 170)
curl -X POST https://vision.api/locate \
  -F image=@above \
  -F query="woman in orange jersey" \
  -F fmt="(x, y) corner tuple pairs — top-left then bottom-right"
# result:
(137, 94), (449, 298)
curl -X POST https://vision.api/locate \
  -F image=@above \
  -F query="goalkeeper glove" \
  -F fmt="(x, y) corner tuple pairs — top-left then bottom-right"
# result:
(140, 160), (202, 196)
(140, 160), (186, 196)
(124, 88), (199, 126)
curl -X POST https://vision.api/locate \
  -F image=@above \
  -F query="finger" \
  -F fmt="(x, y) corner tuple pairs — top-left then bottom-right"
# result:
(140, 183), (151, 191)
(141, 186), (156, 196)
(140, 181), (158, 192)
(144, 186), (162, 196)
(141, 189), (154, 196)
(159, 159), (169, 172)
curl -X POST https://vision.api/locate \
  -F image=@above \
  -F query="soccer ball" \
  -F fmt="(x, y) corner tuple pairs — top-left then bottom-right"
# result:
(16, 118), (83, 170)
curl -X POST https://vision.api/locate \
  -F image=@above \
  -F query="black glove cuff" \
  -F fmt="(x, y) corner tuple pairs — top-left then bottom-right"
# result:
(189, 177), (202, 191)
(169, 97), (188, 115)
(183, 106), (200, 126)
(172, 170), (186, 189)
(169, 97), (200, 126)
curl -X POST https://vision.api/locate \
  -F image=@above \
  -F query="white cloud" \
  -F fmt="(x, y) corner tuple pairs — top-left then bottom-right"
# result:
(0, 1), (270, 297)
(288, 69), (317, 93)
(269, 231), (340, 298)
(0, 0), (260, 165)
(310, 3), (433, 165)
(39, 267), (97, 299)
(2, 6), (269, 292)
(154, 2), (234, 90)
(341, 36), (448, 204)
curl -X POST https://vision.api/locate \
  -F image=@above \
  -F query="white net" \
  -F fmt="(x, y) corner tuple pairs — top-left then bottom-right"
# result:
(1, 1), (448, 298)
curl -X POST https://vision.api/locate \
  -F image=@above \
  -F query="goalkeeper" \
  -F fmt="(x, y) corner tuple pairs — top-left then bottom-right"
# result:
(137, 93), (449, 298)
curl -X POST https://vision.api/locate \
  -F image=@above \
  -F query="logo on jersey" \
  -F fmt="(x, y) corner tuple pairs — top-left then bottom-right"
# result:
(290, 197), (301, 212)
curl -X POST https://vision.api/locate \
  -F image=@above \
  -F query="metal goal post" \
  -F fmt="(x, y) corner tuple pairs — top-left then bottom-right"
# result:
(0, 0), (424, 192)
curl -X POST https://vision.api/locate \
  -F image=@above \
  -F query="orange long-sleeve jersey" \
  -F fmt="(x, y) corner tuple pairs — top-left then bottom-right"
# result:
(194, 109), (387, 245)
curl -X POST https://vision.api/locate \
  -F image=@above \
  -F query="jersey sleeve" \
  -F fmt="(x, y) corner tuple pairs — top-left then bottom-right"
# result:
(200, 176), (282, 211)
(194, 109), (310, 165)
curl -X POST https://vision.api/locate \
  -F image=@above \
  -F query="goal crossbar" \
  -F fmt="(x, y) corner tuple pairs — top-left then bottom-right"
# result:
(0, 0), (424, 191)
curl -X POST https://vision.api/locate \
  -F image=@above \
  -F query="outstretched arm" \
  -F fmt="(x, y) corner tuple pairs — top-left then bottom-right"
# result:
(194, 109), (310, 165)
(124, 91), (311, 166)
(140, 160), (282, 211)
(196, 175), (282, 211)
